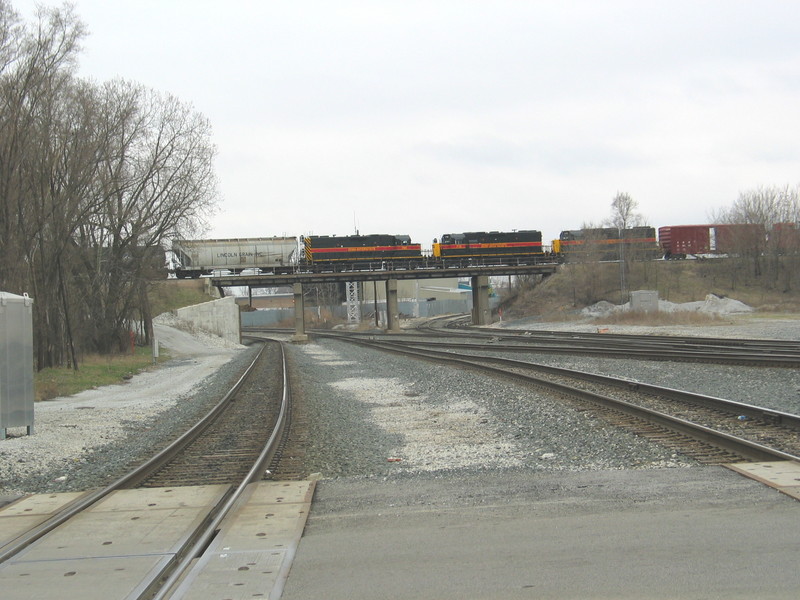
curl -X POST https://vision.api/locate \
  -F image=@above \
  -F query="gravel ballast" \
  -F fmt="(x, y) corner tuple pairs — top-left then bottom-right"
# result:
(289, 339), (697, 480)
(497, 316), (800, 415)
(2, 314), (798, 500)
(0, 321), (259, 498)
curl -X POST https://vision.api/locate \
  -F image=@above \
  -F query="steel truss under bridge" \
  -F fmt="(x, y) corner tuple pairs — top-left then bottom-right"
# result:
(346, 281), (360, 324)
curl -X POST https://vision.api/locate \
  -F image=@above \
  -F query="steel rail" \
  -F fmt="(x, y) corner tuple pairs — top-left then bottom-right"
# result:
(245, 323), (800, 356)
(328, 326), (800, 366)
(420, 323), (800, 351)
(154, 341), (292, 600)
(338, 315), (800, 351)
(317, 333), (800, 463)
(418, 315), (800, 352)
(0, 342), (266, 564)
(350, 337), (800, 367)
(353, 337), (800, 429)
(314, 328), (800, 366)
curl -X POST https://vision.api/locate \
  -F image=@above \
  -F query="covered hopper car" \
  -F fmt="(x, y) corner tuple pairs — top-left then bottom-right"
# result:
(171, 237), (298, 278)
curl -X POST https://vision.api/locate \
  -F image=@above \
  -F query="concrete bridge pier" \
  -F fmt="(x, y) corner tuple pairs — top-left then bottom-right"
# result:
(471, 275), (491, 326)
(385, 279), (400, 332)
(292, 282), (309, 342)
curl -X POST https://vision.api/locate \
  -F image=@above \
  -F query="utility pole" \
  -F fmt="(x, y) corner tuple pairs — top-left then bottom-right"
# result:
(619, 227), (627, 304)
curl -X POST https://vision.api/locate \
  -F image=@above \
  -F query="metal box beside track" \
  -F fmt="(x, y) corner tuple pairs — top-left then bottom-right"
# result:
(630, 290), (659, 313)
(0, 291), (34, 439)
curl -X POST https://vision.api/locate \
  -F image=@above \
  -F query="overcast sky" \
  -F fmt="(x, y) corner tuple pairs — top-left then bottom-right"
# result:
(12, 1), (800, 246)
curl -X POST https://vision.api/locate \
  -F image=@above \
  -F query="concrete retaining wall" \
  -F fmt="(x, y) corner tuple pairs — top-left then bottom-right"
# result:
(175, 296), (240, 344)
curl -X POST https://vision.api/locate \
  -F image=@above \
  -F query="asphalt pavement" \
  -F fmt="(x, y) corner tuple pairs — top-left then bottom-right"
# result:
(281, 465), (800, 600)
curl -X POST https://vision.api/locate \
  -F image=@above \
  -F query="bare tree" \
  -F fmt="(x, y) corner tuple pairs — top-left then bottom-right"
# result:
(607, 192), (643, 230)
(0, 1), (23, 74)
(606, 193), (645, 302)
(716, 185), (800, 289)
(74, 80), (218, 353)
(0, 3), (87, 368)
(0, 4), (219, 368)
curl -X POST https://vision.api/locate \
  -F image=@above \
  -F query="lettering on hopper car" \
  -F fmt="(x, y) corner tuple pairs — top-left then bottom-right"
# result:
(215, 252), (267, 258)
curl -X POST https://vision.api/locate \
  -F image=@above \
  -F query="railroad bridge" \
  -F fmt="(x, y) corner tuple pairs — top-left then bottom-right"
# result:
(211, 263), (557, 340)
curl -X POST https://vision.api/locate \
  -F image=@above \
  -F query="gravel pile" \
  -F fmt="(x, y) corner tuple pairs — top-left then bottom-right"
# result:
(2, 312), (798, 500)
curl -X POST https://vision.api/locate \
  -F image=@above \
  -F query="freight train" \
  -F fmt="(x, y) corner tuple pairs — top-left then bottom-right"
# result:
(553, 227), (659, 261)
(170, 230), (551, 277)
(658, 224), (765, 259)
(303, 234), (422, 269)
(433, 230), (545, 265)
(171, 237), (297, 278)
(168, 222), (798, 277)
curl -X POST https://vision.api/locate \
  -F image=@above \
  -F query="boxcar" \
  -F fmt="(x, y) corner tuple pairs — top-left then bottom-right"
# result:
(658, 224), (765, 259)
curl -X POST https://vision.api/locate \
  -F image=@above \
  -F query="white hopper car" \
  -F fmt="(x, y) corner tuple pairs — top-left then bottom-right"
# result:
(171, 237), (298, 278)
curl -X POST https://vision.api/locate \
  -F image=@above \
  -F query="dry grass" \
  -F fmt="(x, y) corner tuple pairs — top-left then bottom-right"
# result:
(35, 346), (164, 401)
(502, 259), (800, 321)
(149, 279), (216, 316)
(31, 279), (207, 401)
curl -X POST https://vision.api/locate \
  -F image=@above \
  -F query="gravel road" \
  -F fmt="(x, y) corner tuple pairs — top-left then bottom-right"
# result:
(2, 313), (798, 501)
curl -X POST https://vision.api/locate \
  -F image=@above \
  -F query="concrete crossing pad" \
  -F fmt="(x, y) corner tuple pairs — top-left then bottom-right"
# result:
(169, 480), (316, 599)
(0, 485), (229, 600)
(0, 491), (88, 551)
(726, 460), (800, 500)
(0, 482), (316, 600)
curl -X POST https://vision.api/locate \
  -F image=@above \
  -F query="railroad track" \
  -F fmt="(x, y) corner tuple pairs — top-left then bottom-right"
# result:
(134, 342), (286, 488)
(314, 316), (800, 367)
(0, 339), (293, 599)
(314, 331), (800, 466)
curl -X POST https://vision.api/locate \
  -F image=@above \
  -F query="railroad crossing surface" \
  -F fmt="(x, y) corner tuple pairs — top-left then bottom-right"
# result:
(0, 481), (314, 599)
(1, 464), (798, 598)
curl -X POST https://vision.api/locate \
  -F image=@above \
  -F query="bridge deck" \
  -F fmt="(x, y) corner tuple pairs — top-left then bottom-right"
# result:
(211, 264), (558, 288)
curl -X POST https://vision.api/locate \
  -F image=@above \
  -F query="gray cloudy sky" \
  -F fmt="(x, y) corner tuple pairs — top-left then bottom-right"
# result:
(14, 1), (800, 246)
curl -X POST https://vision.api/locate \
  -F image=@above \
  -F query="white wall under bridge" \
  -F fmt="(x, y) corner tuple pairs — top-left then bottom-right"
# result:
(174, 296), (241, 345)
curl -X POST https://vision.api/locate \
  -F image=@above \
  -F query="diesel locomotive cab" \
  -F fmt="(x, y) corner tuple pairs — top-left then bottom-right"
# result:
(303, 234), (423, 270)
(433, 230), (544, 264)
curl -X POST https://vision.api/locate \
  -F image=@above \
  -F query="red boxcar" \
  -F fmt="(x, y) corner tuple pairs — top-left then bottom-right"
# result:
(659, 224), (765, 259)
(770, 222), (800, 253)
